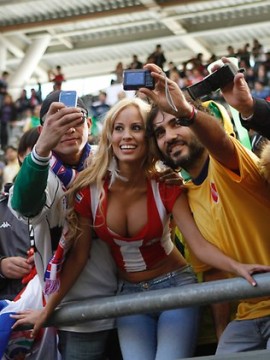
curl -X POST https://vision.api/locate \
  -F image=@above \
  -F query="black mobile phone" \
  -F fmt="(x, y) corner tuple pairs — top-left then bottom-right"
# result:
(59, 90), (78, 107)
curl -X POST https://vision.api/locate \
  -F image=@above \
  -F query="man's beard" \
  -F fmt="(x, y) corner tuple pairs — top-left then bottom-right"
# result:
(161, 137), (205, 171)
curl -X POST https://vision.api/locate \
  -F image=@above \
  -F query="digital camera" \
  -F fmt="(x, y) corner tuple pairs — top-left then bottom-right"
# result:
(186, 63), (238, 100)
(123, 69), (155, 91)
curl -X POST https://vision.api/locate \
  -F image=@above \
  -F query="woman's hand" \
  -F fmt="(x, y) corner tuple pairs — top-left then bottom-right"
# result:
(231, 262), (270, 286)
(10, 308), (49, 338)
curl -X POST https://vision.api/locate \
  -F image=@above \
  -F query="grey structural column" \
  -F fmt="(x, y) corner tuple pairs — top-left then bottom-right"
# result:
(0, 38), (7, 71)
(8, 35), (51, 99)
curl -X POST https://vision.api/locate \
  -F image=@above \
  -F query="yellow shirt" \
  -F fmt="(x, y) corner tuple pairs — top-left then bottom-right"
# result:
(184, 137), (270, 320)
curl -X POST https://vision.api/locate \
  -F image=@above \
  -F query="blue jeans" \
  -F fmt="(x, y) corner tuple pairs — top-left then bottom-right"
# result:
(216, 316), (270, 354)
(58, 329), (111, 360)
(117, 265), (200, 360)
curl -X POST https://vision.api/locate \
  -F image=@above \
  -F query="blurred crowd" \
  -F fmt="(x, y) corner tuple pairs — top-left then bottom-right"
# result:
(0, 39), (270, 188)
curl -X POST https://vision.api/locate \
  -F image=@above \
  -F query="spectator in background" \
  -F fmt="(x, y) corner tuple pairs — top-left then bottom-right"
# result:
(0, 93), (17, 151)
(205, 54), (218, 71)
(29, 88), (42, 110)
(0, 160), (5, 192)
(165, 61), (179, 78)
(0, 127), (59, 360)
(226, 45), (237, 58)
(15, 89), (30, 120)
(117, 90), (126, 102)
(90, 90), (111, 134)
(114, 62), (124, 84)
(238, 43), (251, 68)
(168, 68), (191, 90)
(48, 65), (65, 91)
(149, 44), (166, 70)
(251, 38), (265, 74)
(23, 104), (42, 132)
(0, 129), (39, 301)
(192, 53), (206, 75)
(129, 54), (143, 69)
(251, 80), (270, 100)
(2, 146), (20, 186)
(263, 51), (270, 78)
(254, 64), (269, 86)
(0, 71), (9, 108)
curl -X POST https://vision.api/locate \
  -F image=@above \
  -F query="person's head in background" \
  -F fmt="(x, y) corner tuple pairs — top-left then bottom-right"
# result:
(18, 128), (40, 165)
(117, 90), (126, 102)
(4, 146), (18, 165)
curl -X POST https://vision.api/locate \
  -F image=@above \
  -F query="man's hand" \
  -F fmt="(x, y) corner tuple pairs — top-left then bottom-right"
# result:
(211, 57), (254, 118)
(1, 256), (33, 279)
(35, 102), (85, 157)
(140, 63), (193, 118)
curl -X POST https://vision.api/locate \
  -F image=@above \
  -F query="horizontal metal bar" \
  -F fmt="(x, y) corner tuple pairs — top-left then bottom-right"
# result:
(184, 349), (270, 360)
(48, 273), (270, 328)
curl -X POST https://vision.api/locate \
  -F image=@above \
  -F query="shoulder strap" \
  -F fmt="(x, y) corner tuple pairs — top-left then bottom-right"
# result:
(150, 180), (167, 226)
(90, 183), (102, 221)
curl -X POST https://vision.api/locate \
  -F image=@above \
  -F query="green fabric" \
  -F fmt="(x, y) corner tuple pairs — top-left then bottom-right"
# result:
(207, 101), (223, 121)
(11, 154), (49, 217)
(30, 116), (40, 128)
(229, 106), (251, 150)
(91, 116), (100, 136)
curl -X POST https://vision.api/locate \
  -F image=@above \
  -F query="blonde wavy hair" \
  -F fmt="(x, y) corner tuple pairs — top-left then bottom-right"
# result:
(66, 97), (159, 241)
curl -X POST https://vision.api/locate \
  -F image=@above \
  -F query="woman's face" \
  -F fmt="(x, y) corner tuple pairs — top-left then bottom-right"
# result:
(111, 105), (147, 166)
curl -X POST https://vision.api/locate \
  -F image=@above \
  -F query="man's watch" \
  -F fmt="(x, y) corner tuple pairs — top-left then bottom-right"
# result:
(177, 105), (198, 126)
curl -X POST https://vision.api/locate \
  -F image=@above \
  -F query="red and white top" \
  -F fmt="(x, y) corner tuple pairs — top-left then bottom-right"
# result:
(74, 179), (182, 272)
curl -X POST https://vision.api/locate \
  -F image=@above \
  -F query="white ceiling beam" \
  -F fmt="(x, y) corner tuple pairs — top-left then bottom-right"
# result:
(0, 34), (24, 58)
(130, 0), (211, 58)
(47, 28), (74, 49)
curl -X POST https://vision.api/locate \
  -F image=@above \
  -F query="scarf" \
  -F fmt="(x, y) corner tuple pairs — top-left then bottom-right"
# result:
(50, 143), (91, 189)
(44, 143), (91, 294)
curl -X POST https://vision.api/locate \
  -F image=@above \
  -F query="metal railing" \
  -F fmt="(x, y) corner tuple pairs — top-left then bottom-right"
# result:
(43, 273), (270, 359)
(48, 273), (270, 327)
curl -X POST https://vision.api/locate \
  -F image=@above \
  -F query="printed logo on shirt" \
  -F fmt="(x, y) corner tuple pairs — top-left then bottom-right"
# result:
(0, 221), (11, 229)
(210, 182), (219, 203)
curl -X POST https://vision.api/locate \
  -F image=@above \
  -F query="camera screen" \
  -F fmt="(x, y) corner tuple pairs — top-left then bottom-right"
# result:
(126, 71), (144, 85)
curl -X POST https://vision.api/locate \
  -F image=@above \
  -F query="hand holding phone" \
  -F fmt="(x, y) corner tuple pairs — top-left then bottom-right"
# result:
(59, 90), (78, 107)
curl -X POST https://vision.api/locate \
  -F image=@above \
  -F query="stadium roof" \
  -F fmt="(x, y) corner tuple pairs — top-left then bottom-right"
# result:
(1, 0), (270, 85)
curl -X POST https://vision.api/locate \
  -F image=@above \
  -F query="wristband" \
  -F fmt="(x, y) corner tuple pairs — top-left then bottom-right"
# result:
(0, 256), (7, 278)
(31, 144), (52, 166)
(177, 105), (198, 127)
